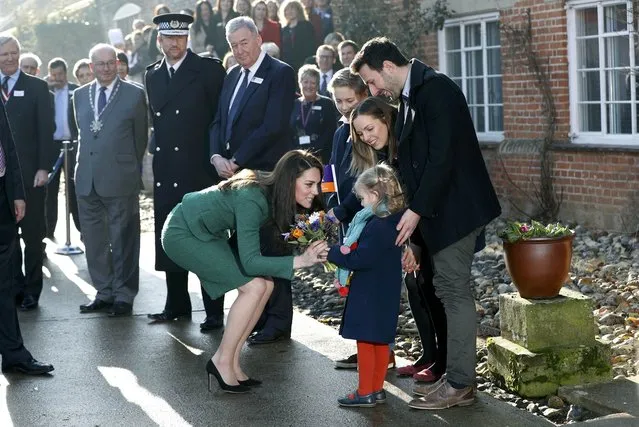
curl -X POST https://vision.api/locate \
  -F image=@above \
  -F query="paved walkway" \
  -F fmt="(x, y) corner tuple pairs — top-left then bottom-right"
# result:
(1, 228), (556, 426)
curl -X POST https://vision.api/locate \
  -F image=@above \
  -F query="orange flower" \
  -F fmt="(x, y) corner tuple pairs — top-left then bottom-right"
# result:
(291, 228), (304, 239)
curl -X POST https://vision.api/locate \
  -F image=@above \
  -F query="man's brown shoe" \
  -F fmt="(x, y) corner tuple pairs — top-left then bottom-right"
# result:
(409, 380), (475, 410)
(413, 376), (446, 397)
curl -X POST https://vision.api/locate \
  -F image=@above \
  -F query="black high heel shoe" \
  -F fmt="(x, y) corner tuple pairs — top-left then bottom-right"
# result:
(238, 378), (262, 387)
(206, 360), (250, 394)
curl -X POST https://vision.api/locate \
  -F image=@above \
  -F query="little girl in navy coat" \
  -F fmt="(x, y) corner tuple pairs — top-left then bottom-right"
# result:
(327, 164), (405, 408)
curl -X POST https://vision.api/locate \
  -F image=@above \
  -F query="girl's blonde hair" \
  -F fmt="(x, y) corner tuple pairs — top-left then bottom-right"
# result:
(349, 97), (398, 176)
(354, 164), (405, 217)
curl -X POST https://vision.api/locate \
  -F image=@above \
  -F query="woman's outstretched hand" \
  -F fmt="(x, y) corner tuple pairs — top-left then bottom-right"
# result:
(294, 240), (329, 269)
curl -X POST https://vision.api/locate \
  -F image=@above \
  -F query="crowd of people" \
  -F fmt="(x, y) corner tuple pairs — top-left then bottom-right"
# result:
(0, 0), (503, 412)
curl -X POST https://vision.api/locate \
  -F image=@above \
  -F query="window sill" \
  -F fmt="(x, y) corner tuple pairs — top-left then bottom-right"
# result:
(551, 142), (639, 153)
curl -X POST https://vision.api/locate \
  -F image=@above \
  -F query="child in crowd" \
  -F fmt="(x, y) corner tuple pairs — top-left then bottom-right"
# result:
(326, 67), (368, 233)
(327, 164), (405, 407)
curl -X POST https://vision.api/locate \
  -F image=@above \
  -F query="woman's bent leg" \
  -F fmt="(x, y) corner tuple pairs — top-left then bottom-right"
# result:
(233, 279), (274, 380)
(212, 277), (269, 385)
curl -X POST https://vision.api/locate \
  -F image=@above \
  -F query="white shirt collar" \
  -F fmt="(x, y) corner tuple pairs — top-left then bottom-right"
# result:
(321, 69), (333, 79)
(166, 52), (188, 76)
(245, 50), (267, 79)
(0, 69), (21, 92)
(401, 63), (412, 100)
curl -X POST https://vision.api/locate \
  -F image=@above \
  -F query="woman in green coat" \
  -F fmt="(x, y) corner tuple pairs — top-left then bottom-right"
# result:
(161, 150), (328, 393)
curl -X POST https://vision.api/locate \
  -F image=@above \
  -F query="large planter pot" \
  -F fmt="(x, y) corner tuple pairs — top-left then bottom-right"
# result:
(502, 234), (574, 299)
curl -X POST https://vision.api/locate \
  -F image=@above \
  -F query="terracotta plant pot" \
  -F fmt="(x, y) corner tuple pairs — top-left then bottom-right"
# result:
(502, 234), (574, 299)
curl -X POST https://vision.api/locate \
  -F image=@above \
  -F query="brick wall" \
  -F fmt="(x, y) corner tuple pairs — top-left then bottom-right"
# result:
(477, 0), (639, 231)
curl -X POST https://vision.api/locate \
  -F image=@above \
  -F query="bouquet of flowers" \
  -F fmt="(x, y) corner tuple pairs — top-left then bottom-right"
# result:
(283, 211), (339, 272)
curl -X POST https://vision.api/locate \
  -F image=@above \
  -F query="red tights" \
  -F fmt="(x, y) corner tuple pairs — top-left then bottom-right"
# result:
(357, 341), (390, 396)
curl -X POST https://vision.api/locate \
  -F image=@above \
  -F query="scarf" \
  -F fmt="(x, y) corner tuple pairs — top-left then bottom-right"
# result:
(335, 206), (375, 286)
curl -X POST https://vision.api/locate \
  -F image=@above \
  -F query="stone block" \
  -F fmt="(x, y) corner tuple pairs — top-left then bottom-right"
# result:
(500, 288), (597, 352)
(487, 336), (612, 398)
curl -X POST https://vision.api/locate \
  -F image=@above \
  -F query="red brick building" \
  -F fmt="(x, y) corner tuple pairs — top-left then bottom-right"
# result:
(338, 0), (639, 231)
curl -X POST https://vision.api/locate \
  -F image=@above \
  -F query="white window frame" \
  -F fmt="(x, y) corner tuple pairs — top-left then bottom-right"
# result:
(567, 0), (637, 145)
(438, 12), (504, 143)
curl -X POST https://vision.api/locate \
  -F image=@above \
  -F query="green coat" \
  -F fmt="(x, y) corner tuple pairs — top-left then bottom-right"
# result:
(161, 185), (294, 299)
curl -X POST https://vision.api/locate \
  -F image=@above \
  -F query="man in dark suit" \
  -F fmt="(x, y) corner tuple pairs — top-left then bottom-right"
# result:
(352, 37), (502, 410)
(45, 57), (81, 239)
(0, 93), (54, 375)
(209, 16), (296, 344)
(145, 13), (227, 329)
(0, 36), (55, 312)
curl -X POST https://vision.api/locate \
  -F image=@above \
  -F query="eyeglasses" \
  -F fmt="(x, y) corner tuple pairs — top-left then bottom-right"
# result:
(93, 60), (117, 68)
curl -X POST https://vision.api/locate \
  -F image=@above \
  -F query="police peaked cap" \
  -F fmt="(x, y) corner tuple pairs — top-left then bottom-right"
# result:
(153, 13), (193, 36)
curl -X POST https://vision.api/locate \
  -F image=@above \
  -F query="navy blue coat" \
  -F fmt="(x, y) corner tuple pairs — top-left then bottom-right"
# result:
(290, 95), (338, 164)
(327, 211), (404, 344)
(210, 54), (296, 171)
(327, 123), (360, 225)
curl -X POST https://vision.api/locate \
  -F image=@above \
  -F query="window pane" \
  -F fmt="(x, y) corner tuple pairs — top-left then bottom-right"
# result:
(576, 8), (598, 36)
(579, 104), (602, 131)
(576, 38), (599, 69)
(470, 106), (485, 132)
(465, 23), (481, 47)
(446, 26), (461, 50)
(487, 47), (501, 75)
(488, 77), (502, 103)
(486, 21), (500, 47)
(467, 78), (484, 104)
(603, 4), (627, 33)
(447, 52), (461, 77)
(604, 36), (630, 68)
(465, 50), (483, 76)
(606, 70), (632, 101)
(578, 71), (601, 101)
(606, 103), (632, 133)
(489, 106), (503, 131)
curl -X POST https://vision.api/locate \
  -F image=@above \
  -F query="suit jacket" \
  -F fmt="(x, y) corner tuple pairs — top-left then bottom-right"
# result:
(0, 100), (25, 219)
(2, 71), (55, 183)
(67, 83), (79, 141)
(328, 122), (359, 225)
(73, 78), (148, 197)
(145, 50), (226, 271)
(210, 54), (296, 171)
(396, 59), (501, 254)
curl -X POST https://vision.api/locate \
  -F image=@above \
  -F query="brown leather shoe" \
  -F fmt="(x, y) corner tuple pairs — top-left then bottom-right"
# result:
(409, 380), (475, 410)
(413, 376), (446, 397)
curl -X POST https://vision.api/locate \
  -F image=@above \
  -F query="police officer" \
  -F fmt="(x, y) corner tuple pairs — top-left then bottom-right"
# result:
(145, 13), (227, 330)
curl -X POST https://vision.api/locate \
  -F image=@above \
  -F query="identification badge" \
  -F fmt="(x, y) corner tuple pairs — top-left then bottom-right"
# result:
(299, 135), (311, 145)
(312, 105), (322, 111)
(252, 77), (263, 84)
(13, 90), (24, 97)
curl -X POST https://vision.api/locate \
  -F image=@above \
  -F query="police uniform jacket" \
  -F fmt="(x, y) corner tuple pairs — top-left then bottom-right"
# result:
(145, 50), (226, 271)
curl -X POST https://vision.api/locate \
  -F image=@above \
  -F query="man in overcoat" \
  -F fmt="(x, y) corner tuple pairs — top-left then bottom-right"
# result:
(0, 35), (55, 312)
(0, 91), (54, 375)
(352, 37), (502, 410)
(145, 13), (227, 328)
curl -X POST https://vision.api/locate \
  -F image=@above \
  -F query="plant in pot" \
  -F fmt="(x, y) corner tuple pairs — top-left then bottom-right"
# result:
(499, 220), (575, 299)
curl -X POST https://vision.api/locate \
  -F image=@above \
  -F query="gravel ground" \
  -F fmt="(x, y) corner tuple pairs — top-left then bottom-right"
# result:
(139, 199), (638, 424)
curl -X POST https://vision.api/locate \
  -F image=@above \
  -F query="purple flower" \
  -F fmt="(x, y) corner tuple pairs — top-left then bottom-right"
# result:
(310, 221), (320, 231)
(520, 224), (531, 233)
(281, 232), (290, 241)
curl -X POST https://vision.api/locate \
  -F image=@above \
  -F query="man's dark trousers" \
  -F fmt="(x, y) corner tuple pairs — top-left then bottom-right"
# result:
(0, 177), (32, 366)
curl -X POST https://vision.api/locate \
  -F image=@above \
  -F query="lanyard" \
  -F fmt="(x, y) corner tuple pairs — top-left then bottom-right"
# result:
(300, 100), (315, 128)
